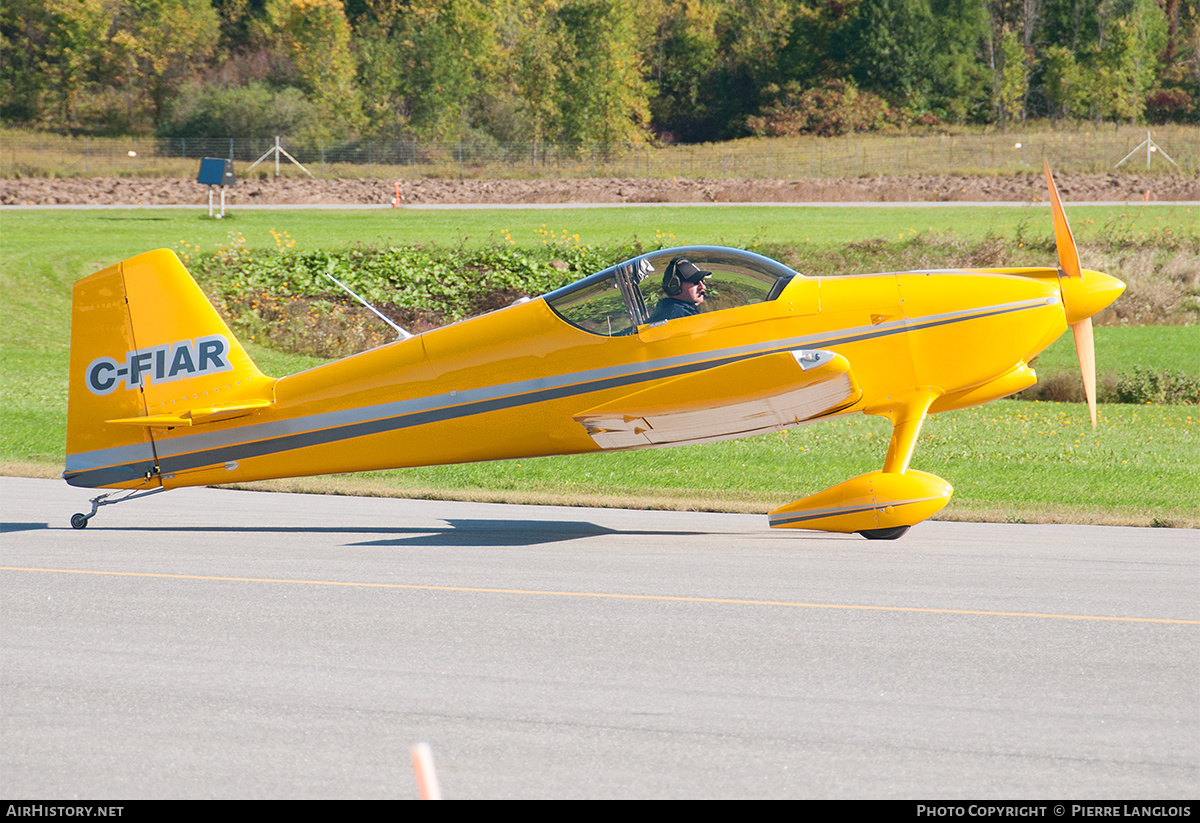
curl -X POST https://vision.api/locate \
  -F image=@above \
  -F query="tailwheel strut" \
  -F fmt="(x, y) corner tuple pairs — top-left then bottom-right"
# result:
(71, 487), (167, 529)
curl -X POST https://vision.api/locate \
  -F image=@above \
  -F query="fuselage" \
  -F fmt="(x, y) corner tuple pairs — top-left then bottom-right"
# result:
(131, 266), (1066, 491)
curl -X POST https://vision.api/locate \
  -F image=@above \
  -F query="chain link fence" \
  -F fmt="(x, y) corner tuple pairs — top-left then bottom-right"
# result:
(3, 127), (1197, 179)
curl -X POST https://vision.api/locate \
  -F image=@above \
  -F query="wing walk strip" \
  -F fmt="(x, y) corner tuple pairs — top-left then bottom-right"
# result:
(2, 567), (1194, 624)
(65, 297), (1055, 486)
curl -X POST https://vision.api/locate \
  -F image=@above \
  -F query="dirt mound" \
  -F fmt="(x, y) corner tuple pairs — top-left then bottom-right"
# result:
(2, 173), (1196, 206)
(389, 174), (1199, 204)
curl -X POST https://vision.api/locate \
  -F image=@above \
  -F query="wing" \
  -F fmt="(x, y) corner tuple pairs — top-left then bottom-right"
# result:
(573, 349), (859, 449)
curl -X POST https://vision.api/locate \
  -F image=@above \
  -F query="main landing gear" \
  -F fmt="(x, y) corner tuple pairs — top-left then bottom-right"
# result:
(857, 526), (911, 540)
(70, 487), (167, 529)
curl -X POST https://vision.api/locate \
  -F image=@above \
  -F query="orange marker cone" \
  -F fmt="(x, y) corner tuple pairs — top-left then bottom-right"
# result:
(412, 742), (442, 799)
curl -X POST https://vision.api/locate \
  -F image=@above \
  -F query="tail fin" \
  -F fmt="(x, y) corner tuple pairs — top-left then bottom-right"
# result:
(65, 249), (273, 488)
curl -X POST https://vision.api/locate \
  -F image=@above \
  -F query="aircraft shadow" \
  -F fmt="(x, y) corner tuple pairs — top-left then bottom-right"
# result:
(1, 522), (48, 534)
(349, 519), (696, 547)
(3, 519), (699, 548)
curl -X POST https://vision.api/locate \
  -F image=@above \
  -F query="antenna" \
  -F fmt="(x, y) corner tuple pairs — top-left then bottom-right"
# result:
(321, 263), (412, 340)
(248, 136), (316, 178)
(1115, 130), (1179, 170)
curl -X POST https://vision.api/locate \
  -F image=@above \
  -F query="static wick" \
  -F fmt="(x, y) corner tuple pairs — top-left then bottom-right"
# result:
(411, 741), (442, 800)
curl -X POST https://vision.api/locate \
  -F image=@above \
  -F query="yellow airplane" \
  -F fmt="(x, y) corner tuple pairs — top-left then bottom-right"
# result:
(64, 165), (1124, 537)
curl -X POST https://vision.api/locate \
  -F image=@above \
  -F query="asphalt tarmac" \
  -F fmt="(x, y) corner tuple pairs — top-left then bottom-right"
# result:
(2, 476), (1196, 799)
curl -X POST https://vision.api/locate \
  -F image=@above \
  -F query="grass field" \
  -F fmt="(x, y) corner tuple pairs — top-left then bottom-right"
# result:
(1030, 326), (1199, 377)
(5, 124), (1198, 178)
(1, 204), (1196, 527)
(5, 202), (1194, 266)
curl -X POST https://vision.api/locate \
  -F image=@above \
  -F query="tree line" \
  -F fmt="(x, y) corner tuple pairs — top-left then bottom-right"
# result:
(2, 0), (1197, 149)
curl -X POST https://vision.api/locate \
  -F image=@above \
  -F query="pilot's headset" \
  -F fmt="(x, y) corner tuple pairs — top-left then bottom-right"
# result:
(663, 257), (705, 297)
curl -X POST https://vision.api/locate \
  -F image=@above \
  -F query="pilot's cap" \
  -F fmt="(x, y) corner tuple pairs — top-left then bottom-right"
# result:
(669, 257), (711, 283)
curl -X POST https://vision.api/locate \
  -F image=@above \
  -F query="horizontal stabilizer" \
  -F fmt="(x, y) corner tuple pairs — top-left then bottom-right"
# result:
(574, 349), (859, 449)
(106, 399), (273, 428)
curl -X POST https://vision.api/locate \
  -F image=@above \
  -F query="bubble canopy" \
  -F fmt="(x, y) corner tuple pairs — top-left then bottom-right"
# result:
(544, 246), (799, 336)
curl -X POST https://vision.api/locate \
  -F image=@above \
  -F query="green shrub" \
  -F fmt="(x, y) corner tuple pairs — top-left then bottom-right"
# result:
(188, 241), (630, 356)
(159, 82), (318, 138)
(1113, 366), (1200, 405)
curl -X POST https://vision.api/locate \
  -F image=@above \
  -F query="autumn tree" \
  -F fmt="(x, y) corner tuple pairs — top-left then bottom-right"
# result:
(1089, 0), (1168, 122)
(389, 0), (500, 141)
(644, 0), (720, 141)
(1042, 44), (1086, 120)
(554, 0), (651, 147)
(841, 0), (936, 111)
(926, 0), (991, 122)
(109, 0), (220, 126)
(994, 25), (1031, 127)
(510, 0), (563, 151)
(265, 0), (361, 135)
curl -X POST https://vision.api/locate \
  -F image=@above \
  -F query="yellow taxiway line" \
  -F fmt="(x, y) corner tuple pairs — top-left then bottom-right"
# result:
(4, 566), (1197, 625)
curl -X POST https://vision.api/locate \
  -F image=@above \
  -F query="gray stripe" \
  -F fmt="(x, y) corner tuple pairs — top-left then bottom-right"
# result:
(769, 496), (942, 527)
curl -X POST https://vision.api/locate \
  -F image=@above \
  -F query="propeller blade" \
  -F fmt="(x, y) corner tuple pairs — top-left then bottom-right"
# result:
(1046, 161), (1098, 426)
(1043, 160), (1081, 280)
(1072, 317), (1098, 428)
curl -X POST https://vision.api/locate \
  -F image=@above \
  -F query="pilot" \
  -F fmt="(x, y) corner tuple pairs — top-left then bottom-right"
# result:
(645, 257), (711, 323)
